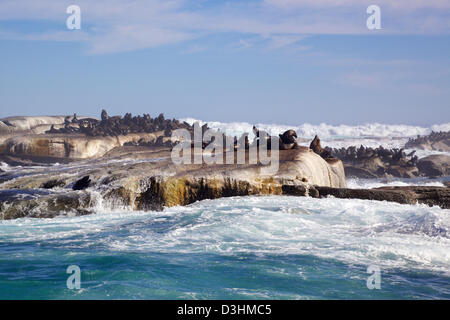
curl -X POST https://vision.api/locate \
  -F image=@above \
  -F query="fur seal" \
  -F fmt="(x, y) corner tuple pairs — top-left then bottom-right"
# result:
(279, 130), (297, 144)
(279, 130), (298, 150)
(310, 135), (333, 159)
(64, 116), (71, 125)
(277, 130), (298, 150)
(101, 109), (109, 122)
(253, 126), (272, 149)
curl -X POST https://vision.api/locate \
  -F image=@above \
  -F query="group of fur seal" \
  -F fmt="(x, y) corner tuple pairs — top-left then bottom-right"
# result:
(45, 110), (344, 157)
(405, 130), (450, 151)
(47, 110), (194, 137)
(324, 144), (419, 167)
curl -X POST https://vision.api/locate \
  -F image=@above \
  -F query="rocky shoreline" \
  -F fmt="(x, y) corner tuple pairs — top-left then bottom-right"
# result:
(0, 146), (347, 219)
(312, 185), (449, 209)
(0, 112), (449, 219)
(324, 145), (449, 179)
(308, 132), (450, 179)
(0, 143), (448, 220)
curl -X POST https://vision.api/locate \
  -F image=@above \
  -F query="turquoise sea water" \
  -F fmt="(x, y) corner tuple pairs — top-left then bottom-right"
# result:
(0, 196), (449, 299)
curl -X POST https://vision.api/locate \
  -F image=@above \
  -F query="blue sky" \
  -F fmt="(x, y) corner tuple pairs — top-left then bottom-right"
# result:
(0, 0), (449, 125)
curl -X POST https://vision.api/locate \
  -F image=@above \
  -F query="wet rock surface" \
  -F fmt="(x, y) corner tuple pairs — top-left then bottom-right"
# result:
(417, 155), (450, 177)
(0, 146), (347, 219)
(0, 142), (447, 220)
(72, 176), (91, 191)
(311, 185), (450, 209)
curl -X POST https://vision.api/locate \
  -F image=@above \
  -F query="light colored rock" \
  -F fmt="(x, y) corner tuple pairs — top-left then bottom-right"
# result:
(276, 147), (346, 188)
(1, 132), (162, 159)
(0, 116), (93, 134)
(0, 147), (347, 219)
(417, 154), (450, 177)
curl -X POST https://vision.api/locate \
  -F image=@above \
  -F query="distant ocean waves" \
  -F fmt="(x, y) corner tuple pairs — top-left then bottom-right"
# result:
(181, 118), (450, 139)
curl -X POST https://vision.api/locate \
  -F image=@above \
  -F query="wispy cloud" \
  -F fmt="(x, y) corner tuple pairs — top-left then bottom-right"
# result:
(0, 0), (449, 54)
(0, 30), (89, 42)
(88, 25), (194, 54)
(181, 44), (208, 54)
(264, 0), (450, 10)
(337, 72), (384, 88)
(265, 34), (306, 49)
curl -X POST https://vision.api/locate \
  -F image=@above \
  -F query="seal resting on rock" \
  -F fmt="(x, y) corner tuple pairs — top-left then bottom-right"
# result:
(101, 109), (109, 122)
(253, 126), (299, 150)
(279, 130), (298, 150)
(253, 126), (273, 149)
(310, 135), (333, 159)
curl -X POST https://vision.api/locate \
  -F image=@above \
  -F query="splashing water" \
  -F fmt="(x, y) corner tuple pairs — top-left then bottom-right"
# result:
(0, 196), (449, 299)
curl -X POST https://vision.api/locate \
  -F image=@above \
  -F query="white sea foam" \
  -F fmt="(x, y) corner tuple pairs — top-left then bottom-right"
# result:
(181, 118), (449, 139)
(1, 196), (449, 275)
(0, 162), (12, 172)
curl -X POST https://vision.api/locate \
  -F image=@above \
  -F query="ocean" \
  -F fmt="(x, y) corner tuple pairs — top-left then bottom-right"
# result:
(0, 121), (449, 299)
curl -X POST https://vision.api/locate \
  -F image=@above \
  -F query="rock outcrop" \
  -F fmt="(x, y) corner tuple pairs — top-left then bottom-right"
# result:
(0, 111), (192, 159)
(1, 113), (448, 221)
(311, 140), (448, 178)
(311, 186), (450, 209)
(417, 155), (450, 177)
(1, 132), (164, 159)
(405, 131), (450, 152)
(0, 146), (347, 219)
(73, 176), (91, 191)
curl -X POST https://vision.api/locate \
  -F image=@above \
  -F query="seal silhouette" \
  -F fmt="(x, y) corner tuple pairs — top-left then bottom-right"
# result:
(310, 135), (333, 159)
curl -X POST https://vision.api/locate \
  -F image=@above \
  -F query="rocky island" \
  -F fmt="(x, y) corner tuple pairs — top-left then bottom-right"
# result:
(0, 111), (448, 220)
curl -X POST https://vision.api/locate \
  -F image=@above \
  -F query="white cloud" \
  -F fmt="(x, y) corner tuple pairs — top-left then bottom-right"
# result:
(264, 0), (450, 10)
(0, 0), (448, 54)
(181, 44), (207, 54)
(0, 30), (89, 42)
(88, 25), (194, 54)
(337, 72), (384, 88)
(265, 34), (306, 48)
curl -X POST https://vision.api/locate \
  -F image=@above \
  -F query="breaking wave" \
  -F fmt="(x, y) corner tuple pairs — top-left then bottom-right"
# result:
(181, 118), (450, 140)
(2, 196), (449, 275)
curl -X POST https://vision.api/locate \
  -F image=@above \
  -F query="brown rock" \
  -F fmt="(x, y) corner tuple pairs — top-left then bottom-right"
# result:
(417, 155), (450, 177)
(314, 186), (449, 209)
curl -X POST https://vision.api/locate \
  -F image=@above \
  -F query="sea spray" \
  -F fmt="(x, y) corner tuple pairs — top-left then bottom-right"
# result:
(0, 196), (449, 299)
